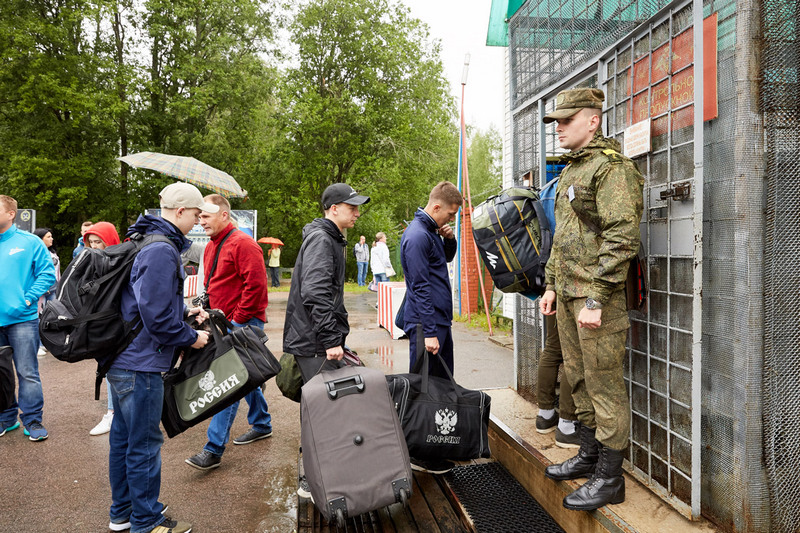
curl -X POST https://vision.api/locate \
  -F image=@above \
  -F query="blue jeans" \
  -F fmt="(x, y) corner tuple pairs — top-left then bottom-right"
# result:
(204, 317), (272, 456)
(269, 266), (281, 288)
(357, 262), (368, 286)
(0, 318), (44, 427)
(107, 369), (168, 533)
(374, 272), (389, 284)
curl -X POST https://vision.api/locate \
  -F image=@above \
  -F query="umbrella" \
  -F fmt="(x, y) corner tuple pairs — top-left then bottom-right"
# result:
(119, 151), (247, 198)
(258, 237), (284, 246)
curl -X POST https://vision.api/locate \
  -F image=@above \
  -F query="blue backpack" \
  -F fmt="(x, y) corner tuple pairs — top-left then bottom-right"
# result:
(539, 178), (558, 234)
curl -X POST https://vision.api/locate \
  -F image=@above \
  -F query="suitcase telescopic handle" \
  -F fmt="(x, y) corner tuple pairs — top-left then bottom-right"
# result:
(325, 374), (365, 400)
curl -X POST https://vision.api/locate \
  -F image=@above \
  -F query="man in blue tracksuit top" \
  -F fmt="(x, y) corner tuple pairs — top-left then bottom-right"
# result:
(0, 195), (56, 442)
(105, 183), (214, 533)
(400, 181), (464, 379)
(400, 181), (463, 475)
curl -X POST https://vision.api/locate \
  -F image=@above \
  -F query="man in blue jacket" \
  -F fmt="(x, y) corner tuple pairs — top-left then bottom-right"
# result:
(400, 181), (462, 474)
(0, 195), (56, 442)
(401, 181), (462, 378)
(106, 182), (213, 533)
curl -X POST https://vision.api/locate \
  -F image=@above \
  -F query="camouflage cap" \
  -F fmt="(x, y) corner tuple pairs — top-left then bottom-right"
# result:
(542, 88), (605, 123)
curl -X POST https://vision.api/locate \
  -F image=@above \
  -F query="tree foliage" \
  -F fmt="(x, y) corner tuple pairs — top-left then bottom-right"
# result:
(263, 0), (457, 265)
(465, 126), (503, 206)
(0, 0), (462, 274)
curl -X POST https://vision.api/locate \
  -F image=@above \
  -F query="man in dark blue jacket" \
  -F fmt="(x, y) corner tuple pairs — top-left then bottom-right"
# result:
(401, 181), (463, 377)
(400, 181), (462, 475)
(106, 182), (213, 533)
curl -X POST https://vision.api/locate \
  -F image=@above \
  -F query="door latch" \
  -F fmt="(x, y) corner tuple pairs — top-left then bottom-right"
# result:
(659, 182), (691, 201)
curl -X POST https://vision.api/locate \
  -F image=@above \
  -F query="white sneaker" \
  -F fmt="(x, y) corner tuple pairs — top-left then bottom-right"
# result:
(37, 346), (47, 357)
(90, 412), (113, 436)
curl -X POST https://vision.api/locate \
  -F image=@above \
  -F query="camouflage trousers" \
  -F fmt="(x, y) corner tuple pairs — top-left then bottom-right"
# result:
(557, 290), (630, 450)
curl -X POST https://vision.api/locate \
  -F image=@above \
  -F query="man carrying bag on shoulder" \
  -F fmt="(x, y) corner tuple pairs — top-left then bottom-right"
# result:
(185, 194), (272, 472)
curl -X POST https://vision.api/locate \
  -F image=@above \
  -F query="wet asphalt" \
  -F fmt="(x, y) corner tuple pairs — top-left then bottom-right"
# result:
(0, 289), (514, 533)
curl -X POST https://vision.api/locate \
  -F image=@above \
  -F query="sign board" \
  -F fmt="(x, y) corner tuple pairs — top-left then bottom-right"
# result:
(629, 13), (719, 132)
(17, 209), (36, 233)
(624, 119), (651, 158)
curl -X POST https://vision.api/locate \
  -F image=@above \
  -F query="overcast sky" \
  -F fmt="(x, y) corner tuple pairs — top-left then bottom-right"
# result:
(402, 0), (506, 133)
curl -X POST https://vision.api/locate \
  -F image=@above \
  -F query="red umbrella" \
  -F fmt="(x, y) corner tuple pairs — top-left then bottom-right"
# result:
(258, 237), (284, 246)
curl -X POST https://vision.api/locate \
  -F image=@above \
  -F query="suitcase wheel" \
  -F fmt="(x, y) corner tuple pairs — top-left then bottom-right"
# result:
(335, 508), (345, 528)
(399, 487), (409, 507)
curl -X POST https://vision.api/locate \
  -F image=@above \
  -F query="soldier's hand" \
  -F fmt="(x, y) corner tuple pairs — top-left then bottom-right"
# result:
(191, 330), (210, 349)
(326, 345), (344, 361)
(425, 336), (440, 355)
(540, 291), (557, 315)
(578, 307), (602, 329)
(438, 224), (455, 239)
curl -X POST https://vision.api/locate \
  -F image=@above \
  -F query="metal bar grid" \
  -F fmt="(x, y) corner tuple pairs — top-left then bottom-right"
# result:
(597, 0), (700, 517)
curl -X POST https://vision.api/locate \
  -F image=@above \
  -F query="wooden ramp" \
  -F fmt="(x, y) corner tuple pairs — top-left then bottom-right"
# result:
(297, 469), (471, 533)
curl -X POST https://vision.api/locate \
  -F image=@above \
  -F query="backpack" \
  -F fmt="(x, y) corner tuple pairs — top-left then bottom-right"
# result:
(471, 187), (552, 295)
(539, 178), (558, 234)
(39, 233), (179, 398)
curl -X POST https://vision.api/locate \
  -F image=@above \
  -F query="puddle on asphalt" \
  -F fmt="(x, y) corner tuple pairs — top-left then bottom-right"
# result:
(254, 463), (299, 533)
(363, 345), (397, 371)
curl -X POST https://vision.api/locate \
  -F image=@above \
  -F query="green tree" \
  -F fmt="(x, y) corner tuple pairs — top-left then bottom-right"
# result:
(465, 126), (503, 205)
(260, 0), (458, 267)
(0, 0), (123, 256)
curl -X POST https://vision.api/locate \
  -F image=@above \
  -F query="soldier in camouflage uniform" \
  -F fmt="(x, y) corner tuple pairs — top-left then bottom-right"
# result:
(538, 88), (644, 511)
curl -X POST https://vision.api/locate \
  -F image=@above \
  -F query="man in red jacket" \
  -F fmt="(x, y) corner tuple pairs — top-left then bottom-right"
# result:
(185, 194), (272, 471)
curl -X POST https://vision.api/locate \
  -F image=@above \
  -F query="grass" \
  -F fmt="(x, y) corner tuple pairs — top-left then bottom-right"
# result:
(453, 311), (513, 335)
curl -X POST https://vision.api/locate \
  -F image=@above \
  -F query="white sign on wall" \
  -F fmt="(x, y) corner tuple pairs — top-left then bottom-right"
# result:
(624, 119), (651, 158)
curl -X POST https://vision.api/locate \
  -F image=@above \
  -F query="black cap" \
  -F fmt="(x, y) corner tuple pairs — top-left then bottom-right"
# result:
(321, 183), (371, 210)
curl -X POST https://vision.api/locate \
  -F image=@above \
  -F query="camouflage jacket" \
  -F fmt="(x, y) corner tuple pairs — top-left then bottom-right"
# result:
(544, 130), (644, 304)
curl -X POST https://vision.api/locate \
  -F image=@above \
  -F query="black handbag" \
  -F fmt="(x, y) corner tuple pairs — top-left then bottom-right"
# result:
(0, 346), (15, 413)
(161, 310), (281, 438)
(386, 326), (491, 461)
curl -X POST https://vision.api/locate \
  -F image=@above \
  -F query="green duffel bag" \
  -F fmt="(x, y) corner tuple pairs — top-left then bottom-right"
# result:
(471, 187), (552, 295)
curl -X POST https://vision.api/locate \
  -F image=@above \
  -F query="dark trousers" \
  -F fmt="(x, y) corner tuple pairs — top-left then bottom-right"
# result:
(296, 355), (345, 384)
(406, 323), (454, 380)
(537, 312), (576, 420)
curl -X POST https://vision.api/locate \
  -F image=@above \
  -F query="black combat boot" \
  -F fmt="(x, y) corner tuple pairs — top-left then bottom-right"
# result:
(562, 442), (625, 511)
(545, 423), (598, 481)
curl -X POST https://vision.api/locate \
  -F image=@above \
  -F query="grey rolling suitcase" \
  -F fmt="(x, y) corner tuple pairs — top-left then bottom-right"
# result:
(301, 365), (413, 527)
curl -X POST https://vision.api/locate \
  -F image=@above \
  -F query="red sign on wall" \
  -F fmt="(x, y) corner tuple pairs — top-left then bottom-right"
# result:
(628, 12), (718, 133)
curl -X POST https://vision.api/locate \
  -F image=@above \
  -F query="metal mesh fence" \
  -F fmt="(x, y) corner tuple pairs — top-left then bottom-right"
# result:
(762, 0), (800, 530)
(508, 0), (783, 527)
(508, 0), (673, 109)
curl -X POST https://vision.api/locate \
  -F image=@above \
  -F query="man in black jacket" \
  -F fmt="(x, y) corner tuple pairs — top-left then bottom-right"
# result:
(283, 183), (370, 381)
(284, 183), (370, 501)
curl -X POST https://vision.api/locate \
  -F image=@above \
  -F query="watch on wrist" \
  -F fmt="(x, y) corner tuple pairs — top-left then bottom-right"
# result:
(585, 297), (603, 310)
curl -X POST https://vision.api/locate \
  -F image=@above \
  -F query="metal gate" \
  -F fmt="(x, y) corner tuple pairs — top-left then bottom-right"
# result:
(514, 0), (705, 518)
(598, 1), (702, 517)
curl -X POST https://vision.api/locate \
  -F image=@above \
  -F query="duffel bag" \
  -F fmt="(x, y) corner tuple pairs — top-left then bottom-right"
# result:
(472, 186), (552, 295)
(386, 326), (491, 461)
(161, 310), (281, 438)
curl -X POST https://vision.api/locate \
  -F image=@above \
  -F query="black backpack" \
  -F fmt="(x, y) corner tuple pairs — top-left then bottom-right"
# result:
(39, 233), (178, 398)
(471, 187), (552, 296)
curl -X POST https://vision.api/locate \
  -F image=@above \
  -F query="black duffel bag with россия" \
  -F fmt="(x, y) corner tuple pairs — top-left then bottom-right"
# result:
(161, 310), (281, 438)
(385, 326), (491, 461)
